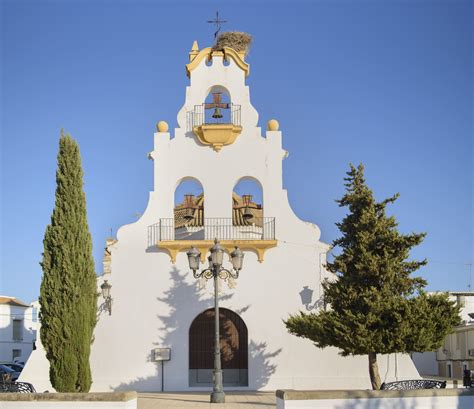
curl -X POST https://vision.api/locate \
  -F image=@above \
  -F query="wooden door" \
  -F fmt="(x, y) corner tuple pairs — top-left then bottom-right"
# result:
(189, 308), (248, 386)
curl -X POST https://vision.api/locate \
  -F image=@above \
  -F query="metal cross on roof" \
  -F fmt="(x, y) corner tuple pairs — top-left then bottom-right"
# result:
(207, 11), (227, 40)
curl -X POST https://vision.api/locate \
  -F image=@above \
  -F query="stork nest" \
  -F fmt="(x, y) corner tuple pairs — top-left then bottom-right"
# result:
(212, 32), (252, 55)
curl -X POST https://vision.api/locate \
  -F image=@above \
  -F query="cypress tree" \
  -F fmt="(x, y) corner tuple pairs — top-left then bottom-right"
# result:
(39, 131), (97, 392)
(285, 164), (461, 389)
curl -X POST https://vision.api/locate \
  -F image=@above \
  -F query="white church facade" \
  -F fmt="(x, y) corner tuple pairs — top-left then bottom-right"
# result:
(21, 38), (420, 392)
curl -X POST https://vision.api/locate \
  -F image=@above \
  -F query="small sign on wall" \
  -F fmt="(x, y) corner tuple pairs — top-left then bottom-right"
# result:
(154, 348), (171, 361)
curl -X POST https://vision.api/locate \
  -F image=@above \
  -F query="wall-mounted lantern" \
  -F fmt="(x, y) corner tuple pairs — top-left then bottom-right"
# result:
(100, 280), (113, 315)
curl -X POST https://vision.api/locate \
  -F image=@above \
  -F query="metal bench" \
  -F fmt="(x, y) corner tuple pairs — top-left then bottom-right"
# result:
(381, 379), (447, 390)
(0, 378), (36, 393)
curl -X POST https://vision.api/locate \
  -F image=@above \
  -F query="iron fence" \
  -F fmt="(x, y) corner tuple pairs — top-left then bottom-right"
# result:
(187, 104), (241, 132)
(148, 217), (275, 246)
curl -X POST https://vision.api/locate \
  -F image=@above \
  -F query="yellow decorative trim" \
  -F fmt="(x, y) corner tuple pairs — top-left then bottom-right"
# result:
(193, 124), (242, 152)
(186, 47), (250, 78)
(156, 240), (277, 263)
(189, 40), (199, 62)
(222, 48), (249, 75)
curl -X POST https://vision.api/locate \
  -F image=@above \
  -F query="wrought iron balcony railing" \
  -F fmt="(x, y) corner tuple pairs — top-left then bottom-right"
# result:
(186, 104), (241, 132)
(148, 217), (275, 247)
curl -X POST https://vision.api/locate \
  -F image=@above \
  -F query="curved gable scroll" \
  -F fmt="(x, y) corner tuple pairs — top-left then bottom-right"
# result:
(186, 47), (250, 78)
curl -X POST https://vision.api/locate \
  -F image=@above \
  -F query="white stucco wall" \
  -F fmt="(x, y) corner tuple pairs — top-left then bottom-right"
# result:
(0, 400), (136, 409)
(411, 352), (439, 376)
(0, 393), (137, 409)
(0, 299), (36, 363)
(412, 293), (474, 376)
(23, 43), (421, 392)
(276, 395), (474, 409)
(451, 294), (474, 323)
(17, 321), (54, 392)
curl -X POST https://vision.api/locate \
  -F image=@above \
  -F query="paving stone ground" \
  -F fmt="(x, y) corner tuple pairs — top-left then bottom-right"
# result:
(138, 392), (276, 409)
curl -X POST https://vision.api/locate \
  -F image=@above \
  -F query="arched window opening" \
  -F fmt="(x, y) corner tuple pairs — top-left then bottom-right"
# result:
(204, 86), (232, 125)
(189, 308), (248, 387)
(187, 86), (242, 146)
(231, 178), (266, 240)
(174, 178), (204, 240)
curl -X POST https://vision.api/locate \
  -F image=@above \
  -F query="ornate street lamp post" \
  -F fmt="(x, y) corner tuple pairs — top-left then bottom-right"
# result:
(187, 240), (244, 404)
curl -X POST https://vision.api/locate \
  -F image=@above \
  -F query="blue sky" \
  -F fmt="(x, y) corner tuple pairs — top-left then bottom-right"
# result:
(1, 0), (472, 303)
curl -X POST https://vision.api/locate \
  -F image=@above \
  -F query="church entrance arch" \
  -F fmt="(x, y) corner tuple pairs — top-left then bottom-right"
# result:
(189, 308), (248, 387)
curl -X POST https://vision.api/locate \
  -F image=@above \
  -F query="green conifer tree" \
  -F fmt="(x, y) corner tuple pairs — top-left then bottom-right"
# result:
(285, 164), (461, 389)
(39, 131), (97, 392)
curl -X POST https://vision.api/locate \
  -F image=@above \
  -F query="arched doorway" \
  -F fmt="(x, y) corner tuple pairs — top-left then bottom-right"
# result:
(189, 308), (248, 387)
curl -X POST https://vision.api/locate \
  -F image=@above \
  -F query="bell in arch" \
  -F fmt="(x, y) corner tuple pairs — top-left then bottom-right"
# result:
(205, 92), (227, 121)
(242, 194), (253, 220)
(243, 206), (253, 220)
(184, 207), (194, 222)
(212, 107), (223, 119)
(183, 194), (195, 222)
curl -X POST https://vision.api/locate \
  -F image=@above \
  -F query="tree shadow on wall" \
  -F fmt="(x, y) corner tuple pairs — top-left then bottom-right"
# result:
(113, 266), (229, 392)
(156, 266), (282, 391)
(112, 349), (161, 392)
(250, 341), (281, 390)
(332, 392), (467, 409)
(156, 266), (233, 354)
(113, 266), (281, 391)
(334, 399), (407, 409)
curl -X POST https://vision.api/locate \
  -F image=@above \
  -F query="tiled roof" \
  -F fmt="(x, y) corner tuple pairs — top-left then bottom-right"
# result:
(174, 193), (263, 229)
(0, 296), (30, 308)
(174, 194), (205, 228)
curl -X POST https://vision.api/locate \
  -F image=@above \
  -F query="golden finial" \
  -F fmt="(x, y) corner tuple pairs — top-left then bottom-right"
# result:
(267, 119), (280, 131)
(189, 40), (200, 62)
(156, 121), (169, 133)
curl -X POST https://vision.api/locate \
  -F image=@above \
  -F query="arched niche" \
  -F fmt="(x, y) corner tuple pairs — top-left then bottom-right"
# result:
(187, 85), (242, 151)
(174, 177), (204, 240)
(232, 177), (263, 227)
(203, 85), (232, 125)
(189, 308), (248, 387)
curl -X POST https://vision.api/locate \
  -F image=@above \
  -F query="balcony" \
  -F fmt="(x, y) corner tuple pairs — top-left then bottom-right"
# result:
(148, 217), (276, 263)
(187, 104), (242, 152)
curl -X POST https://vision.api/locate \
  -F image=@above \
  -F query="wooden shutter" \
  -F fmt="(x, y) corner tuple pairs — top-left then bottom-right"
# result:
(13, 319), (23, 341)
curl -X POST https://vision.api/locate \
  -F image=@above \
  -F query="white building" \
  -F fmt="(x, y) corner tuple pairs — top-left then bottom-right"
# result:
(0, 296), (37, 364)
(412, 291), (474, 378)
(23, 38), (419, 392)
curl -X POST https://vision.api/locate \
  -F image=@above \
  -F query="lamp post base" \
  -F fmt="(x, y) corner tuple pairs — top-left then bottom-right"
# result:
(211, 369), (225, 403)
(210, 391), (225, 403)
